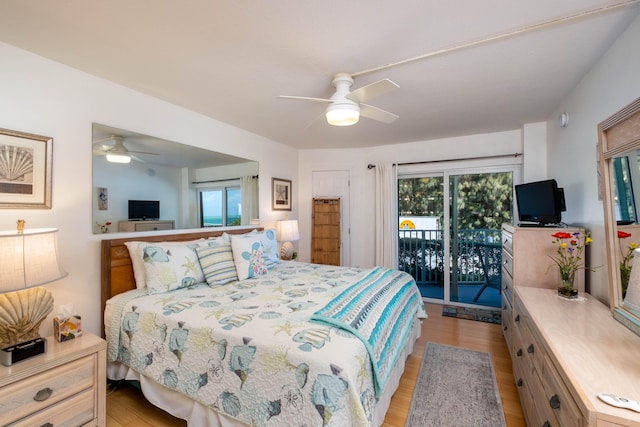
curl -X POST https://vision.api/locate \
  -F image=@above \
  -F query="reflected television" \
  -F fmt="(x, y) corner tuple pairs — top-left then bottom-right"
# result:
(128, 200), (160, 221)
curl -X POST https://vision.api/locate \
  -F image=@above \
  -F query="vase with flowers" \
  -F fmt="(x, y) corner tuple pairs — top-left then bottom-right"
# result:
(550, 230), (592, 298)
(617, 230), (638, 299)
(96, 221), (112, 233)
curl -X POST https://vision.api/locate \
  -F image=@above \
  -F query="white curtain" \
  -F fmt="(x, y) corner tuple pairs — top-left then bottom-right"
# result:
(241, 176), (259, 224)
(374, 163), (398, 268)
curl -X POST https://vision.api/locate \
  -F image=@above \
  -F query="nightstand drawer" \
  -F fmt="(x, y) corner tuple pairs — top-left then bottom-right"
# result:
(8, 387), (95, 427)
(0, 355), (95, 424)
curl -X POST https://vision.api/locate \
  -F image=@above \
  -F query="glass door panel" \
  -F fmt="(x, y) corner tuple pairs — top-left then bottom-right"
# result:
(449, 171), (513, 308)
(398, 175), (445, 299)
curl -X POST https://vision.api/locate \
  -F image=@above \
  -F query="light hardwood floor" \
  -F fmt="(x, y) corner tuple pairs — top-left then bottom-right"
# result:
(106, 302), (525, 427)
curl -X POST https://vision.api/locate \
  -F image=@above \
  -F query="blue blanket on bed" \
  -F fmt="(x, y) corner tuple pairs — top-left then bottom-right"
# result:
(310, 266), (422, 397)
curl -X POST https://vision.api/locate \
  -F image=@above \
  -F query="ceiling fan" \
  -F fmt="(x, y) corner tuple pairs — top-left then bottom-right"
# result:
(279, 73), (399, 126)
(93, 135), (159, 163)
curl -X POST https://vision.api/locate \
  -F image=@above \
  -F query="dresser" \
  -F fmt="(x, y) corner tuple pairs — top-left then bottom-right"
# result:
(502, 224), (640, 426)
(0, 333), (106, 426)
(118, 219), (175, 232)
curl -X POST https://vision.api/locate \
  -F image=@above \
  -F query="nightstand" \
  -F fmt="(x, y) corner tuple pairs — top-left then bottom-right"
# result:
(0, 332), (106, 426)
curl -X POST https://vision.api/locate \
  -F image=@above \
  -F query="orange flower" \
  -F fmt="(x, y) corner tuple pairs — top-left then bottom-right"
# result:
(618, 230), (632, 239)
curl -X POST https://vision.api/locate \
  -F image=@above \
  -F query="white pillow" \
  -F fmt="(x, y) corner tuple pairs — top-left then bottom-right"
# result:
(139, 241), (206, 294)
(231, 233), (268, 281)
(125, 238), (207, 289)
(196, 244), (238, 287)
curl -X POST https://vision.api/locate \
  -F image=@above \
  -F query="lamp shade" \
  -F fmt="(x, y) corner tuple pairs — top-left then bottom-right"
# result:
(0, 228), (67, 293)
(276, 219), (300, 242)
(326, 103), (360, 126)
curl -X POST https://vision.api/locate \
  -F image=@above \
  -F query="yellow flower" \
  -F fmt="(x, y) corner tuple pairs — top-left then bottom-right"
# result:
(560, 242), (567, 249)
(585, 236), (593, 245)
(631, 242), (639, 250)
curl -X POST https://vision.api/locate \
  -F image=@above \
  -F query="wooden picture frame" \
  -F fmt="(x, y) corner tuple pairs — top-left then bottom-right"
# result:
(0, 128), (53, 209)
(272, 177), (292, 211)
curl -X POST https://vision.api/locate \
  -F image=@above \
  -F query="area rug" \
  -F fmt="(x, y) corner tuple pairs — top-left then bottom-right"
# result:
(405, 342), (506, 427)
(442, 304), (502, 324)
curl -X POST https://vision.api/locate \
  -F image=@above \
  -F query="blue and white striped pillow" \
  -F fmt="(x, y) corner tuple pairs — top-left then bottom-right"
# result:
(196, 244), (238, 287)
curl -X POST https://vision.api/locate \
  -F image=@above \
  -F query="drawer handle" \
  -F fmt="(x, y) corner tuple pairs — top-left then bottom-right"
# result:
(549, 394), (561, 409)
(33, 387), (53, 402)
(503, 325), (508, 331)
(516, 348), (523, 357)
(516, 378), (523, 387)
(542, 422), (551, 427)
(515, 314), (520, 322)
(40, 423), (53, 427)
(527, 344), (534, 354)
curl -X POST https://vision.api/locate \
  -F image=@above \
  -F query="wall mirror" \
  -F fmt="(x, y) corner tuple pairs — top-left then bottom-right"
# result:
(599, 96), (640, 336)
(92, 123), (259, 234)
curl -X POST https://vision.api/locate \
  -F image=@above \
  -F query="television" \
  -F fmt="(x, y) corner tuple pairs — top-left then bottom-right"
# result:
(128, 200), (160, 221)
(515, 179), (565, 226)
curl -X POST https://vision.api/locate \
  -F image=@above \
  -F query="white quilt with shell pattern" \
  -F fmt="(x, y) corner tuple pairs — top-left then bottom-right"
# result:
(107, 262), (424, 427)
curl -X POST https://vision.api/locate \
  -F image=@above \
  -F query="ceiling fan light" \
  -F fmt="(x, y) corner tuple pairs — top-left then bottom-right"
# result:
(326, 104), (360, 126)
(106, 152), (131, 163)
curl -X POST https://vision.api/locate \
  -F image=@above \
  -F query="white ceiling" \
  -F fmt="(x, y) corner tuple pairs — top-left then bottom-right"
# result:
(1, 1), (638, 150)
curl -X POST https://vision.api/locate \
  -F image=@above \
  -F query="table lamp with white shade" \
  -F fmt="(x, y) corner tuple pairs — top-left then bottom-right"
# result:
(0, 225), (67, 365)
(276, 219), (300, 260)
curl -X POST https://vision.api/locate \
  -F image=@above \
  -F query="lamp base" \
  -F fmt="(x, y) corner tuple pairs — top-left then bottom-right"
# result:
(280, 241), (294, 260)
(1, 337), (47, 366)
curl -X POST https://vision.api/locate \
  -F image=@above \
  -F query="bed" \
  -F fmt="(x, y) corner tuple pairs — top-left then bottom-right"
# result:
(101, 227), (426, 427)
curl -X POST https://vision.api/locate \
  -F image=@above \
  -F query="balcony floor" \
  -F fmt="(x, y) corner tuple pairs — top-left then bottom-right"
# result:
(418, 282), (501, 308)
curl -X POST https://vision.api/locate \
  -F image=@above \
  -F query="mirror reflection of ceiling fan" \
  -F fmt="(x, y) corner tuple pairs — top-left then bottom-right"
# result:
(93, 135), (159, 163)
(279, 73), (399, 126)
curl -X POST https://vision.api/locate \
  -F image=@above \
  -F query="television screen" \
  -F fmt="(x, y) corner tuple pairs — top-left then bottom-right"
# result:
(128, 200), (160, 220)
(515, 179), (564, 226)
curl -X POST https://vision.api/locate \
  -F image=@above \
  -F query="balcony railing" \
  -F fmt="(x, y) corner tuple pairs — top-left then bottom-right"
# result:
(399, 228), (502, 304)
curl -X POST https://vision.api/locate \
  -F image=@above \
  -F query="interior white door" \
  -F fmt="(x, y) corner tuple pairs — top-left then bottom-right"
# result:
(312, 170), (350, 266)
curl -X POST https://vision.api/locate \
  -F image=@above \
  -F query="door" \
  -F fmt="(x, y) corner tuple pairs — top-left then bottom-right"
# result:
(312, 198), (341, 265)
(398, 166), (515, 309)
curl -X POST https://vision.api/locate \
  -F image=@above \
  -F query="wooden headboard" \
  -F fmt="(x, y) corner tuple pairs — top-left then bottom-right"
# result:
(100, 227), (261, 336)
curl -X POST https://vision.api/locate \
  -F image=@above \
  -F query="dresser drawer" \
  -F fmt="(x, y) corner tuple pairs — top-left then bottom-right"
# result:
(541, 354), (583, 427)
(501, 294), (513, 353)
(502, 265), (513, 302)
(502, 230), (513, 254)
(8, 387), (95, 427)
(502, 249), (513, 278)
(0, 355), (95, 424)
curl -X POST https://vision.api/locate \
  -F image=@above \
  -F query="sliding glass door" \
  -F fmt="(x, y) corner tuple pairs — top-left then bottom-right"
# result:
(398, 166), (515, 309)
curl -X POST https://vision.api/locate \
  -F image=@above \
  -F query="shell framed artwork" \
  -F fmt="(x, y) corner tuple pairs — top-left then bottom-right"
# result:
(272, 177), (292, 211)
(0, 128), (52, 209)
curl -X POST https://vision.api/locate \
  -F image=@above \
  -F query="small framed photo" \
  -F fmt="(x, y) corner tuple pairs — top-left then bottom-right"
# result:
(0, 128), (53, 209)
(272, 178), (292, 211)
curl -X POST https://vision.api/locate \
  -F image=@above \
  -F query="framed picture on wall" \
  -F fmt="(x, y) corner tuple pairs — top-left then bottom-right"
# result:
(0, 128), (53, 209)
(272, 177), (292, 211)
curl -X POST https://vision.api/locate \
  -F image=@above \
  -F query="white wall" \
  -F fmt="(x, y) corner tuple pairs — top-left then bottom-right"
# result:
(298, 129), (526, 267)
(547, 14), (640, 304)
(0, 42), (298, 337)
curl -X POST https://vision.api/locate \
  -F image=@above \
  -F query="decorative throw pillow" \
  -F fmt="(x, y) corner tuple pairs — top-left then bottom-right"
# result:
(231, 233), (268, 281)
(196, 244), (238, 287)
(125, 239), (206, 289)
(140, 241), (206, 294)
(255, 228), (280, 268)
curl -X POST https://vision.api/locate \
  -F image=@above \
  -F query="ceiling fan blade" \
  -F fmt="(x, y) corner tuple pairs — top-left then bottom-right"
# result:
(129, 150), (159, 156)
(360, 103), (399, 123)
(278, 95), (332, 103)
(348, 79), (399, 103)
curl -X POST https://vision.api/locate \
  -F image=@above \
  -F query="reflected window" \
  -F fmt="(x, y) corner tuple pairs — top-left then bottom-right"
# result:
(612, 156), (638, 224)
(199, 186), (241, 227)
